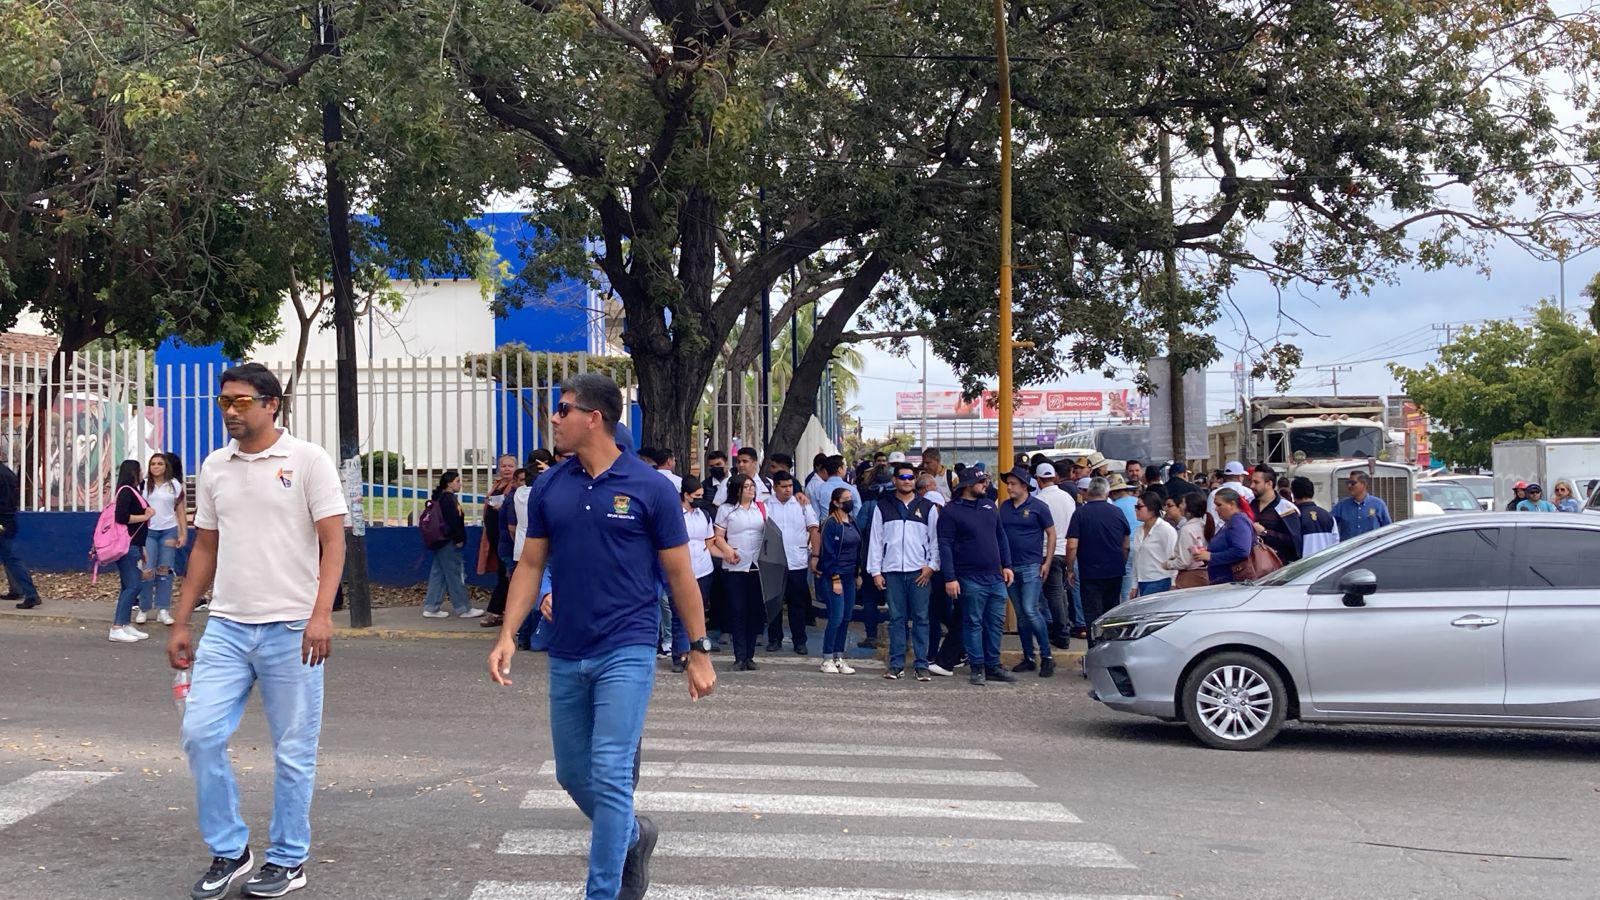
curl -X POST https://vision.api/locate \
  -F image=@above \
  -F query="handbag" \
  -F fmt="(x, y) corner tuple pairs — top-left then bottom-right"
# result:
(1231, 539), (1283, 581)
(1175, 568), (1209, 589)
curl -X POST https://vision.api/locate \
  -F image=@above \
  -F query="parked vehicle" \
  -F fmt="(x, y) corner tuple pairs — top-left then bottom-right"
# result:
(1086, 513), (1600, 750)
(1492, 439), (1600, 509)
(1429, 474), (1494, 511)
(1416, 481), (1482, 514)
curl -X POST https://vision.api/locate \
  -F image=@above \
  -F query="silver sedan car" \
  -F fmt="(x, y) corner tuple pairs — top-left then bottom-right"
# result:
(1086, 513), (1600, 750)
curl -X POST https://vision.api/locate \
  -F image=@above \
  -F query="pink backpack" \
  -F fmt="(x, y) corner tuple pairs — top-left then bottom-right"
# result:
(90, 485), (147, 583)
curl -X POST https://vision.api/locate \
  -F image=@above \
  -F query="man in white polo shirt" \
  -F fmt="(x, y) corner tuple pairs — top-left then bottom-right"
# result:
(167, 363), (348, 900)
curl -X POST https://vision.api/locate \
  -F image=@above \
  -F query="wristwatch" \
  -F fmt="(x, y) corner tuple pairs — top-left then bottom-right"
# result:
(688, 636), (714, 655)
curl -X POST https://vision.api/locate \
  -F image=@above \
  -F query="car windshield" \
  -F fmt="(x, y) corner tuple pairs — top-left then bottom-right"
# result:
(1445, 479), (1494, 501)
(1418, 483), (1480, 511)
(1289, 425), (1385, 459)
(1251, 526), (1398, 586)
(1097, 428), (1150, 462)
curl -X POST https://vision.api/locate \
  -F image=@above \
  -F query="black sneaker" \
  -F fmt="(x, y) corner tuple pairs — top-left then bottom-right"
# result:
(1040, 658), (1056, 678)
(191, 848), (253, 900)
(985, 666), (1018, 684)
(766, 641), (783, 653)
(883, 668), (903, 680)
(915, 668), (932, 682)
(15, 597), (40, 610)
(857, 638), (879, 650)
(242, 862), (306, 897)
(2, 591), (20, 600)
(618, 815), (659, 900)
(793, 645), (808, 656)
(1012, 658), (1037, 673)
(969, 670), (986, 686)
(671, 658), (686, 674)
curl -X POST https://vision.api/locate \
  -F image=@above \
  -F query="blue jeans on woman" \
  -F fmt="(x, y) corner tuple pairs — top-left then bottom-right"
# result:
(139, 527), (178, 611)
(181, 617), (324, 868)
(1136, 578), (1173, 597)
(424, 543), (471, 614)
(548, 643), (655, 899)
(820, 572), (856, 656)
(1009, 566), (1052, 662)
(113, 547), (143, 626)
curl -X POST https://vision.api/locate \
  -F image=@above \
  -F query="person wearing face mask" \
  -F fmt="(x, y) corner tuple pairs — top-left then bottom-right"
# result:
(814, 487), (863, 675)
(713, 447), (772, 505)
(702, 450), (730, 506)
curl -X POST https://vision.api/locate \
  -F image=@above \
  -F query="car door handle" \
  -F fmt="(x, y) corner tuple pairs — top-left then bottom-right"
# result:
(1450, 615), (1500, 629)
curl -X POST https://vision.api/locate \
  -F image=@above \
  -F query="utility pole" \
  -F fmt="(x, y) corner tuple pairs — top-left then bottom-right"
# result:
(919, 336), (928, 456)
(1316, 364), (1353, 398)
(317, 1), (372, 628)
(992, 0), (1016, 467)
(1432, 322), (1456, 347)
(1159, 131), (1185, 466)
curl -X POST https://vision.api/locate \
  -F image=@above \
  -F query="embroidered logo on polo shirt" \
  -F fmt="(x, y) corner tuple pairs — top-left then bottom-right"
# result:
(276, 467), (294, 488)
(612, 495), (632, 516)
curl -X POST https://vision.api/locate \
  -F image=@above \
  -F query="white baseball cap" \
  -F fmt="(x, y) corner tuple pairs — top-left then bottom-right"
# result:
(1035, 462), (1057, 479)
(1223, 460), (1247, 476)
(888, 451), (907, 463)
(1075, 477), (1093, 490)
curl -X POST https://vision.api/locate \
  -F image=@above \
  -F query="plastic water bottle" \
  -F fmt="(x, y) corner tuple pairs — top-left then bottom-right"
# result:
(173, 669), (191, 716)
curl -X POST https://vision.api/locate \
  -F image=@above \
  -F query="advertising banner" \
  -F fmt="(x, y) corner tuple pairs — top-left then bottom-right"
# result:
(895, 390), (979, 419)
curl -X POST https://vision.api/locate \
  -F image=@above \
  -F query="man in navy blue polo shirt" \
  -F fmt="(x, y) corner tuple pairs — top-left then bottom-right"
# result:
(937, 467), (1015, 686)
(1064, 477), (1130, 649)
(489, 374), (715, 900)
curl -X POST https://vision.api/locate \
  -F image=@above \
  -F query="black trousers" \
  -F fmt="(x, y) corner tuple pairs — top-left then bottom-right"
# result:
(767, 568), (813, 649)
(486, 556), (510, 616)
(929, 586), (965, 668)
(724, 570), (765, 664)
(1042, 554), (1069, 643)
(1078, 577), (1123, 648)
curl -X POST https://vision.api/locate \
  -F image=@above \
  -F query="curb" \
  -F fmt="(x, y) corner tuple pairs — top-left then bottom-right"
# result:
(0, 608), (499, 641)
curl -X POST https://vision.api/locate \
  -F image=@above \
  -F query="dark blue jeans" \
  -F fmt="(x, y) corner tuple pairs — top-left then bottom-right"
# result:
(883, 571), (930, 670)
(819, 572), (855, 656)
(548, 644), (655, 899)
(959, 577), (1008, 670)
(113, 548), (143, 626)
(0, 533), (38, 602)
(1009, 566), (1051, 662)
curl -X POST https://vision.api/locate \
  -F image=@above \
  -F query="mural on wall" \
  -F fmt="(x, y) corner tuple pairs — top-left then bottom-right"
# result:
(0, 390), (164, 509)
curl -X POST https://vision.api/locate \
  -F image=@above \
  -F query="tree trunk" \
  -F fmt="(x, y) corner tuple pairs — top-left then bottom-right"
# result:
(768, 251), (891, 456)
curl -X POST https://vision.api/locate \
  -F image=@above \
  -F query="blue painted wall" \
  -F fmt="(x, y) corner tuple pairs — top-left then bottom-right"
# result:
(14, 512), (491, 588)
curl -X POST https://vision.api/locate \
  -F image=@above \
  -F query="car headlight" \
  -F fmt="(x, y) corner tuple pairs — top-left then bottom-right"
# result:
(1092, 611), (1186, 642)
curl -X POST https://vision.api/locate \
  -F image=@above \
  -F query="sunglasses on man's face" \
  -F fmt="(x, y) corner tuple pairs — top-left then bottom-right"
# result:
(555, 401), (595, 418)
(895, 473), (915, 480)
(216, 394), (271, 412)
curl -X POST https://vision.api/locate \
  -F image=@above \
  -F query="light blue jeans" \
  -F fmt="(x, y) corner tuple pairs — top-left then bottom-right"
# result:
(139, 527), (178, 611)
(424, 543), (471, 614)
(1008, 566), (1051, 662)
(1119, 557), (1134, 605)
(180, 617), (324, 868)
(549, 644), (656, 900)
(959, 577), (1009, 670)
(883, 571), (930, 671)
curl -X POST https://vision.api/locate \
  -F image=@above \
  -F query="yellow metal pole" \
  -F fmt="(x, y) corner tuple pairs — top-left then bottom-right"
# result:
(994, 0), (1015, 468)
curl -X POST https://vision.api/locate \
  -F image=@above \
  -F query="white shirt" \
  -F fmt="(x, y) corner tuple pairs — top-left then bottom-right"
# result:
(921, 490), (946, 508)
(511, 485), (532, 562)
(193, 430), (348, 624)
(656, 467), (682, 491)
(1034, 484), (1076, 557)
(766, 495), (818, 571)
(146, 480), (183, 531)
(1132, 518), (1179, 583)
(1208, 481), (1256, 528)
(684, 506), (715, 578)
(714, 502), (766, 573)
(1167, 517), (1208, 572)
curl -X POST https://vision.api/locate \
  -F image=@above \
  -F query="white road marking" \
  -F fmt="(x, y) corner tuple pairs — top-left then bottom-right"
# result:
(0, 771), (118, 828)
(497, 828), (1131, 867)
(520, 789), (1080, 823)
(470, 883), (1165, 900)
(537, 760), (1033, 787)
(642, 738), (1001, 761)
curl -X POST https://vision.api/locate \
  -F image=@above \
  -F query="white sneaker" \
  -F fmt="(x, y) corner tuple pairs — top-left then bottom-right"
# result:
(421, 610), (449, 618)
(835, 658), (856, 675)
(820, 658), (839, 674)
(108, 626), (139, 643)
(156, 609), (175, 626)
(127, 625), (150, 640)
(459, 608), (486, 619)
(927, 663), (954, 677)
(134, 608), (147, 625)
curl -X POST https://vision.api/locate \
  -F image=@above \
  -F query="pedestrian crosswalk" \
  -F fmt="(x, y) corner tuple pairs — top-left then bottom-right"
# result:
(0, 770), (117, 829)
(472, 675), (1169, 900)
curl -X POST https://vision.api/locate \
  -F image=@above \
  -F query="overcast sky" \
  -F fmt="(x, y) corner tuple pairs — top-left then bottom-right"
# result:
(851, 238), (1594, 438)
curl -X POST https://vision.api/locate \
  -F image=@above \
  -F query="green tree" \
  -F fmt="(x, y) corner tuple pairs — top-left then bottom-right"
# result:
(1392, 301), (1600, 467)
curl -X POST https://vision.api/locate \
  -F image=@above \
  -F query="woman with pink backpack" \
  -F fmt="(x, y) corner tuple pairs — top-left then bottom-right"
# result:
(109, 459), (155, 643)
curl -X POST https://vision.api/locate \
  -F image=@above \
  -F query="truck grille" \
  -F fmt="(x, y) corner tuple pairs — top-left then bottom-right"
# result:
(1370, 474), (1413, 520)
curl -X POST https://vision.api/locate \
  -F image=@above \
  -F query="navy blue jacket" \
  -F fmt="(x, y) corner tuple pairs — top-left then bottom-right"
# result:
(937, 495), (1012, 585)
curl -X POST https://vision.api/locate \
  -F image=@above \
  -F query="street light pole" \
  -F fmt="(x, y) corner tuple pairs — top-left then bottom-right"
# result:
(993, 0), (1016, 468)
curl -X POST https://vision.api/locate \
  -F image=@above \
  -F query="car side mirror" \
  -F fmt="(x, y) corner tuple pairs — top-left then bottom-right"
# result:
(1338, 569), (1378, 607)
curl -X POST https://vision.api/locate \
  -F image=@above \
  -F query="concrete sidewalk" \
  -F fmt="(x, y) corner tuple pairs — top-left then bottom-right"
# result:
(0, 596), (1090, 665)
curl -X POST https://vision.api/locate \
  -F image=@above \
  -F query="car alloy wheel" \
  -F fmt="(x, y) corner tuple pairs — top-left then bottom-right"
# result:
(1181, 651), (1288, 751)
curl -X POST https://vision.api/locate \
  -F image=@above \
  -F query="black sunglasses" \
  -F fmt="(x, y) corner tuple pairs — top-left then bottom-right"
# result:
(556, 401), (596, 418)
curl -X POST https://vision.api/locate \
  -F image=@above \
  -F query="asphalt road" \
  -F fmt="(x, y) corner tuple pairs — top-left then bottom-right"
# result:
(2, 618), (1598, 900)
